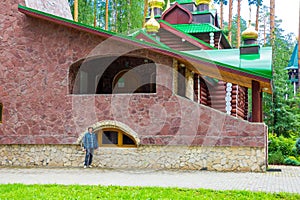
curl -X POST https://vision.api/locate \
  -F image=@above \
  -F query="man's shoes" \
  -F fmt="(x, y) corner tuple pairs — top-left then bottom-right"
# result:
(83, 165), (87, 168)
(88, 165), (92, 168)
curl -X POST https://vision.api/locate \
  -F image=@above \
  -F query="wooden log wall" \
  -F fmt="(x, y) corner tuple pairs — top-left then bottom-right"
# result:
(193, 76), (249, 121)
(158, 29), (200, 51)
(209, 81), (226, 112)
(192, 32), (225, 49)
(231, 85), (248, 120)
(193, 74), (211, 106)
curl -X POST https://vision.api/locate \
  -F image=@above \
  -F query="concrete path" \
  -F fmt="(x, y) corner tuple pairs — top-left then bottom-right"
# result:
(0, 165), (299, 194)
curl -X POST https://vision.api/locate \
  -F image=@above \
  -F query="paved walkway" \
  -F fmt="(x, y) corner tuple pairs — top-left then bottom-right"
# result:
(0, 165), (299, 194)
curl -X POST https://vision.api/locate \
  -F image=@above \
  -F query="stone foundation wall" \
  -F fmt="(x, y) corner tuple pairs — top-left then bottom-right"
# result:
(0, 144), (266, 172)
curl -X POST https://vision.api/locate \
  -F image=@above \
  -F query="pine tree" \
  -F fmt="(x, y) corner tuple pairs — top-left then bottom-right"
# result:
(214, 0), (228, 29)
(236, 0), (242, 48)
(228, 0), (233, 44)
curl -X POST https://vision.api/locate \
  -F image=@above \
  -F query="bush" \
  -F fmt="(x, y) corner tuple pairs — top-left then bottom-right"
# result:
(268, 134), (297, 165)
(283, 156), (300, 166)
(295, 138), (300, 155)
(268, 150), (285, 165)
(268, 135), (294, 155)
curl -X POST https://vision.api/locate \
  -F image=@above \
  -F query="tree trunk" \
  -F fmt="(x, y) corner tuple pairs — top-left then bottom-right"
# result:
(220, 1), (223, 28)
(93, 0), (97, 27)
(237, 0), (241, 48)
(74, 0), (78, 22)
(270, 0), (275, 45)
(105, 0), (109, 30)
(263, 17), (266, 45)
(128, 0), (131, 33)
(255, 3), (259, 31)
(143, 0), (148, 27)
(298, 3), (300, 89)
(228, 0), (233, 44)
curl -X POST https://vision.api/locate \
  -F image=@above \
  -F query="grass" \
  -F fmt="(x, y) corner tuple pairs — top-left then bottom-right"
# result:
(0, 184), (300, 200)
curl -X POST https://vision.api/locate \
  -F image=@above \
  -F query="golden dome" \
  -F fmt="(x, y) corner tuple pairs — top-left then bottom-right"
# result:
(242, 24), (258, 40)
(145, 8), (160, 33)
(148, 0), (165, 9)
(194, 0), (212, 6)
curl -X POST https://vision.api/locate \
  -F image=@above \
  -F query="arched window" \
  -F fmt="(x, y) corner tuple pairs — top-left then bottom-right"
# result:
(112, 69), (140, 93)
(0, 103), (2, 123)
(69, 56), (156, 94)
(97, 128), (137, 147)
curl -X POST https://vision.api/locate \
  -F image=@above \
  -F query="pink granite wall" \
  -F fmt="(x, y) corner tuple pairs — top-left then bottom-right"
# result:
(71, 92), (267, 147)
(0, 1), (268, 148)
(0, 0), (104, 143)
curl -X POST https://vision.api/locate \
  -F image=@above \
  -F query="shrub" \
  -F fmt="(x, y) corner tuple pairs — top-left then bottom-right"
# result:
(295, 138), (300, 155)
(283, 156), (300, 166)
(268, 150), (285, 165)
(268, 134), (295, 157)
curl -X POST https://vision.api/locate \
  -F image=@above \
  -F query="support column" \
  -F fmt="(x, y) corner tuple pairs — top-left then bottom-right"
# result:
(185, 69), (194, 101)
(74, 0), (78, 22)
(252, 80), (262, 122)
(172, 59), (178, 94)
(193, 74), (201, 104)
(177, 64), (186, 97)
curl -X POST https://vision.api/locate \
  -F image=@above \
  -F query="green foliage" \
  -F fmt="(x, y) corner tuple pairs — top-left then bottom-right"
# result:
(111, 0), (144, 34)
(268, 134), (300, 165)
(224, 15), (247, 48)
(268, 150), (284, 165)
(268, 134), (295, 156)
(214, 0), (228, 6)
(68, 0), (144, 33)
(69, 0), (94, 26)
(284, 156), (300, 166)
(0, 184), (300, 200)
(263, 21), (300, 136)
(248, 0), (263, 6)
(295, 138), (300, 155)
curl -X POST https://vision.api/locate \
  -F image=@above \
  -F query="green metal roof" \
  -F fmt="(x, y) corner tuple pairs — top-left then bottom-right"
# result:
(285, 43), (298, 70)
(183, 47), (273, 79)
(173, 23), (220, 34)
(158, 20), (215, 49)
(176, 0), (194, 4)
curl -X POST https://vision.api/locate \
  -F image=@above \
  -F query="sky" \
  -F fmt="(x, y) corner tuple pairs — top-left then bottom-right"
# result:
(267, 0), (299, 36)
(215, 0), (299, 37)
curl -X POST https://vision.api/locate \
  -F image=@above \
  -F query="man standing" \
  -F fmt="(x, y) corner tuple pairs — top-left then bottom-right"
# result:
(82, 127), (99, 168)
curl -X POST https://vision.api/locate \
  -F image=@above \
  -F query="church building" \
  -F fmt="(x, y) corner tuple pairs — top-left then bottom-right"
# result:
(0, 0), (272, 171)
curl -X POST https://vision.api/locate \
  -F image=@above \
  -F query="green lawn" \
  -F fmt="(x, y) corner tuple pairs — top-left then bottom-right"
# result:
(0, 184), (299, 200)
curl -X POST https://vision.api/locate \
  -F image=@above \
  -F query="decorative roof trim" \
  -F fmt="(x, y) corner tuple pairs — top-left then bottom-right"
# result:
(161, 2), (193, 24)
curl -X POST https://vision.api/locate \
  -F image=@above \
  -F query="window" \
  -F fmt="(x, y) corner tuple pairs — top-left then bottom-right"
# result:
(70, 56), (156, 94)
(98, 128), (137, 147)
(0, 103), (2, 123)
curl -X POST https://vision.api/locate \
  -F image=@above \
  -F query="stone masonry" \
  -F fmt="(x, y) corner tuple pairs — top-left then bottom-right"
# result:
(0, 144), (266, 172)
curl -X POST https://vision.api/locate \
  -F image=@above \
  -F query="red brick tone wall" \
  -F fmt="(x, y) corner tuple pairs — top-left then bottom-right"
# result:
(0, 1), (267, 148)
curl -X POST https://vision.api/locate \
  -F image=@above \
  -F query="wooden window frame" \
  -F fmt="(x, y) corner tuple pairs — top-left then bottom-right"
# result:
(98, 128), (137, 148)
